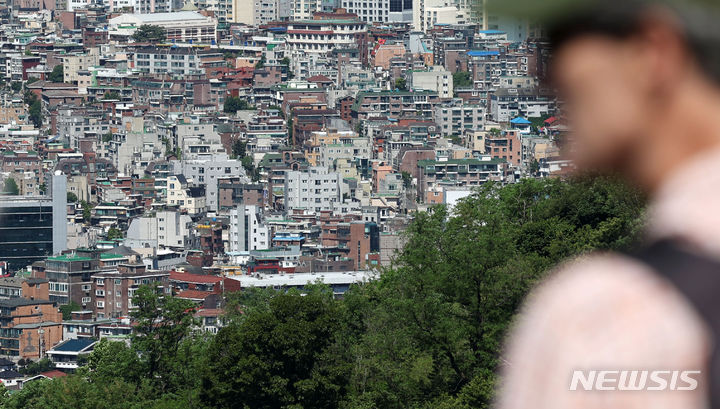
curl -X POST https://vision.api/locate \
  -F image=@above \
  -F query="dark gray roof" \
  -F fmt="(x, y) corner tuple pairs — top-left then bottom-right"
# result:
(0, 298), (54, 308)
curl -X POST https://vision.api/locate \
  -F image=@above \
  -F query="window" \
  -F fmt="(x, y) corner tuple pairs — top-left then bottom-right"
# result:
(82, 297), (91, 303)
(96, 290), (105, 297)
(97, 301), (105, 308)
(96, 278), (104, 285)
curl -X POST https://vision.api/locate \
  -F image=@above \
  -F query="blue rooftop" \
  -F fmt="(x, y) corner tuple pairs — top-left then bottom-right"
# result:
(511, 117), (532, 125)
(52, 338), (96, 352)
(478, 30), (505, 34)
(273, 236), (304, 241)
(467, 50), (500, 57)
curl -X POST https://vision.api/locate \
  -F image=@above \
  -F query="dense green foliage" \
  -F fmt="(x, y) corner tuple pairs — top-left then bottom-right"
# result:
(48, 65), (63, 83)
(2, 178), (18, 195)
(453, 71), (473, 88)
(107, 227), (123, 240)
(132, 25), (166, 43)
(59, 301), (82, 320)
(224, 96), (252, 113)
(2, 178), (644, 409)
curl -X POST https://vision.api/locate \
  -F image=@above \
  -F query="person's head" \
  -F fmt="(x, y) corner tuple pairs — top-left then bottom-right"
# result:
(544, 0), (720, 183)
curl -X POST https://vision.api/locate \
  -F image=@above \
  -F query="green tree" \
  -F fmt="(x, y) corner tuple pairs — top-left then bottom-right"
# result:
(131, 285), (198, 394)
(107, 227), (123, 240)
(103, 91), (120, 100)
(59, 301), (82, 320)
(400, 171), (412, 189)
(2, 177), (19, 195)
(10, 81), (22, 92)
(395, 77), (407, 91)
(25, 90), (43, 128)
(224, 96), (250, 113)
(452, 71), (472, 88)
(80, 200), (92, 223)
(67, 192), (78, 203)
(255, 56), (266, 69)
(49, 65), (64, 83)
(339, 177), (645, 409)
(200, 286), (347, 409)
(132, 25), (166, 43)
(19, 358), (55, 376)
(232, 139), (247, 159)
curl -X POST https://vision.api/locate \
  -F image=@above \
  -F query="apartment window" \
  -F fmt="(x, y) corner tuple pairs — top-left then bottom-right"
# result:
(96, 290), (105, 297)
(97, 301), (105, 308)
(82, 297), (91, 304)
(96, 278), (104, 286)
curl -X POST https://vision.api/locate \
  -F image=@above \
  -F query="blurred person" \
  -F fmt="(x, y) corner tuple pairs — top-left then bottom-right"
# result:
(496, 1), (720, 408)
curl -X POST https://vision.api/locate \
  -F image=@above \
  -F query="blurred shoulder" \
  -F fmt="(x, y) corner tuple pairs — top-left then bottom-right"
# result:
(510, 251), (708, 359)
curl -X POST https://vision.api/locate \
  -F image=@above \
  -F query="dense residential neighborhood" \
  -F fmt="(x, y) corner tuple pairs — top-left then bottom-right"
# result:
(0, 1), (594, 407)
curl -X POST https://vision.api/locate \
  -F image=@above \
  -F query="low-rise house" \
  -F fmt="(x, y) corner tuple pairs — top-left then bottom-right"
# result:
(46, 338), (96, 370)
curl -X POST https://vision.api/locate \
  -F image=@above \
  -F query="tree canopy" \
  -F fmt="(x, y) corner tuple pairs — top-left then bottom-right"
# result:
(49, 65), (63, 83)
(2, 177), (18, 195)
(132, 25), (166, 43)
(453, 71), (473, 88)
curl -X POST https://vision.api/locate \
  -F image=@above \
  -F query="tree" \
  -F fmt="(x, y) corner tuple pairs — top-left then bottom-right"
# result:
(224, 96), (250, 113)
(19, 358), (55, 376)
(132, 25), (166, 43)
(400, 171), (412, 189)
(338, 177), (645, 409)
(59, 301), (82, 320)
(255, 56), (266, 69)
(232, 139), (247, 159)
(49, 65), (63, 83)
(67, 192), (78, 203)
(107, 227), (123, 240)
(103, 91), (120, 100)
(80, 200), (91, 223)
(2, 178), (18, 195)
(452, 71), (472, 88)
(395, 77), (407, 91)
(10, 81), (22, 92)
(25, 90), (43, 128)
(200, 286), (348, 409)
(131, 285), (198, 394)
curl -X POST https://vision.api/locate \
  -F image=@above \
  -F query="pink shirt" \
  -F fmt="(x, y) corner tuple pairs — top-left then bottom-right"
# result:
(496, 149), (720, 409)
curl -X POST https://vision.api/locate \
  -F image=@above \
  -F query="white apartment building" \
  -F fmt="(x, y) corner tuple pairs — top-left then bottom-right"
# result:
(409, 66), (453, 98)
(125, 210), (193, 249)
(286, 19), (366, 54)
(132, 47), (205, 76)
(284, 167), (342, 213)
(341, 0), (391, 22)
(109, 11), (217, 44)
(63, 49), (100, 84)
(435, 99), (485, 137)
(172, 156), (248, 211)
(232, 0), (282, 25)
(289, 0), (322, 20)
(229, 205), (270, 253)
(166, 175), (207, 215)
(412, 0), (474, 32)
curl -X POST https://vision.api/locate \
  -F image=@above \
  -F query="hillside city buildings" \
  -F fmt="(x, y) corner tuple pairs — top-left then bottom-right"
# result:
(0, 0), (564, 382)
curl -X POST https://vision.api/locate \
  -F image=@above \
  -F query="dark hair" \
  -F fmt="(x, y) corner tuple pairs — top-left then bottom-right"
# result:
(547, 0), (720, 84)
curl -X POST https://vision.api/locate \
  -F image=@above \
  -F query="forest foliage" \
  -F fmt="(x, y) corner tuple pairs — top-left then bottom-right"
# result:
(0, 177), (645, 409)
